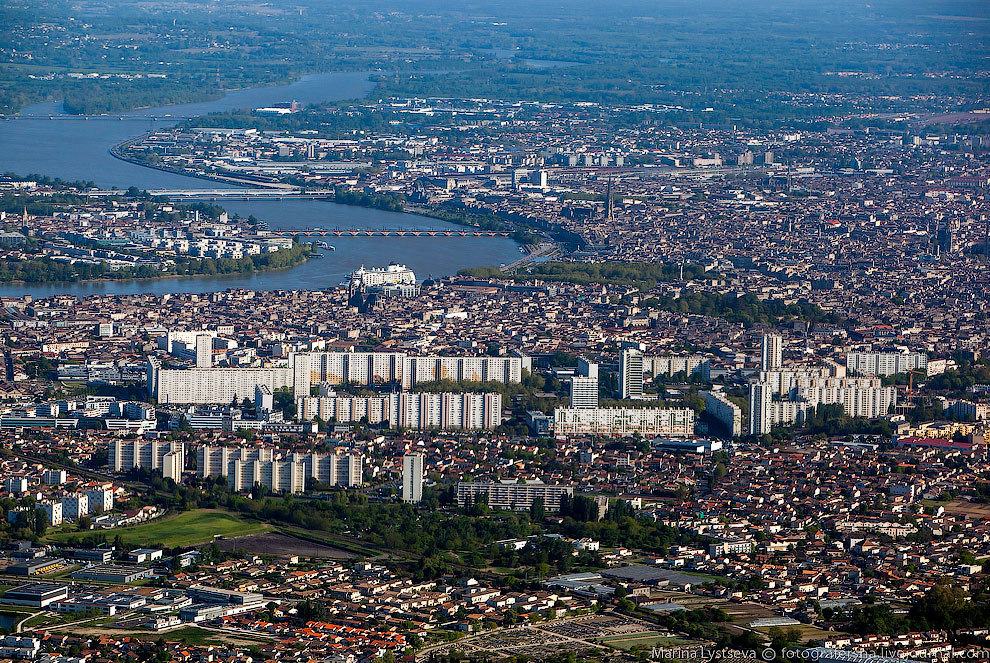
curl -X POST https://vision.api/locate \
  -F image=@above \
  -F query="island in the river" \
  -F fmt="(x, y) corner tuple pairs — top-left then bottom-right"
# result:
(0, 178), (311, 284)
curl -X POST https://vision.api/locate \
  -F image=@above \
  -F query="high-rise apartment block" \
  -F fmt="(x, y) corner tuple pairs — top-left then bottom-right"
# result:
(553, 407), (695, 438)
(845, 351), (927, 377)
(702, 390), (743, 437)
(109, 439), (185, 481)
(569, 376), (599, 408)
(297, 392), (502, 430)
(619, 349), (644, 400)
(149, 352), (527, 404)
(748, 373), (897, 435)
(761, 333), (783, 371)
(197, 445), (362, 493)
(402, 453), (424, 504)
(455, 480), (573, 512)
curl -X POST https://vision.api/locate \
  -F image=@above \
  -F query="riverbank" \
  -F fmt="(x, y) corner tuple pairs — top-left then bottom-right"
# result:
(0, 73), (524, 299)
(108, 140), (547, 246)
(109, 134), (289, 190)
(0, 244), (311, 287)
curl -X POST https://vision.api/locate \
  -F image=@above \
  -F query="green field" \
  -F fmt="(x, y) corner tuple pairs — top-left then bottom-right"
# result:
(46, 510), (268, 548)
(600, 633), (688, 651)
(157, 626), (232, 645)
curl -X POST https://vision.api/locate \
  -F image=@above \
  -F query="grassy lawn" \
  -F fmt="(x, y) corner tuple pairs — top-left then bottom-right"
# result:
(677, 571), (722, 582)
(46, 510), (269, 548)
(157, 626), (227, 645)
(600, 633), (688, 650)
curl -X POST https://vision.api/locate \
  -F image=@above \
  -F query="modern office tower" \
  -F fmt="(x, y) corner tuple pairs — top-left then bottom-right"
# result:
(296, 392), (502, 430)
(619, 349), (644, 400)
(702, 390), (743, 437)
(761, 333), (783, 371)
(569, 376), (599, 408)
(110, 439), (184, 474)
(455, 480), (573, 512)
(845, 351), (928, 377)
(552, 407), (695, 438)
(402, 453), (424, 503)
(577, 358), (599, 379)
(195, 334), (213, 368)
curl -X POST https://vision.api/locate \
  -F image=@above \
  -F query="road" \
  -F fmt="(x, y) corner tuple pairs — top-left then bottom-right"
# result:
(500, 242), (559, 272)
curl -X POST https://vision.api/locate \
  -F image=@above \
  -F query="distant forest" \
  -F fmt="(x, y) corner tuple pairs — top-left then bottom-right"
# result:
(2, 0), (987, 125)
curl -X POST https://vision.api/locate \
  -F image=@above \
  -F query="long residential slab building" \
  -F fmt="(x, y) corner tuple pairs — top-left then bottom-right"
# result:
(552, 406), (695, 438)
(749, 370), (898, 435)
(148, 352), (527, 404)
(109, 439), (184, 481)
(296, 391), (503, 430)
(455, 480), (574, 512)
(197, 445), (362, 492)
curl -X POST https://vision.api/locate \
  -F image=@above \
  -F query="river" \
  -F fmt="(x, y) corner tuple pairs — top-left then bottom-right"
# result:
(0, 72), (522, 298)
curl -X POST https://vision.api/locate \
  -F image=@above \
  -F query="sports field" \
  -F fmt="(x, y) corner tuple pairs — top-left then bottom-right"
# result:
(47, 510), (268, 548)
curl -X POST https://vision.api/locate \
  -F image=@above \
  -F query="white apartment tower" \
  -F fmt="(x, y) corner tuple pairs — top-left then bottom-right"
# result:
(402, 453), (424, 504)
(761, 333), (783, 372)
(569, 376), (599, 408)
(195, 334), (213, 368)
(619, 349), (644, 400)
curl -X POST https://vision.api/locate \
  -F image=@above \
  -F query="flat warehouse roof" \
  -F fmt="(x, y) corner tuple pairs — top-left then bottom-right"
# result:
(3, 583), (69, 597)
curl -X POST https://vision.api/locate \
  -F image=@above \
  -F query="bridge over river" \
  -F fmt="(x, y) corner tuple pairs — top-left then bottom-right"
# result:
(88, 188), (325, 200)
(281, 229), (512, 237)
(5, 114), (195, 122)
